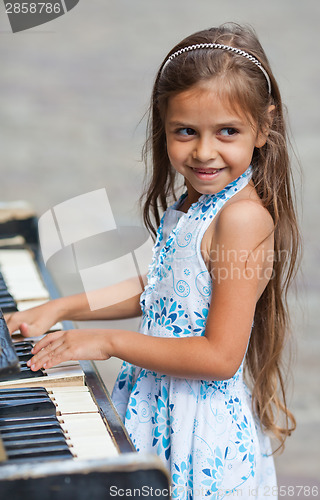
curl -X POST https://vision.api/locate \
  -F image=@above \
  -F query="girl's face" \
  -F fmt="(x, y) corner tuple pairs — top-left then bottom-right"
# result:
(165, 79), (266, 207)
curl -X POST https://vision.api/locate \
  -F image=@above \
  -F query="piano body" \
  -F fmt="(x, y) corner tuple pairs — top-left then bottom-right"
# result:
(0, 206), (170, 499)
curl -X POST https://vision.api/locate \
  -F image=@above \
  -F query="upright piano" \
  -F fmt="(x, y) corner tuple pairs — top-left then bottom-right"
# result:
(0, 205), (170, 499)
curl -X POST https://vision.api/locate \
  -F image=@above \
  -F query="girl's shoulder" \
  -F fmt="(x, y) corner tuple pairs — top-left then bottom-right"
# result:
(202, 186), (274, 259)
(217, 197), (274, 237)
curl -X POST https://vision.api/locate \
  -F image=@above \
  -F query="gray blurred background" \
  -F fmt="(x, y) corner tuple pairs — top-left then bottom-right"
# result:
(1, 0), (319, 495)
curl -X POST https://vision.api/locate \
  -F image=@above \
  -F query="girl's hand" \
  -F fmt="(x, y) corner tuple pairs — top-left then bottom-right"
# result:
(5, 300), (62, 337)
(26, 329), (112, 371)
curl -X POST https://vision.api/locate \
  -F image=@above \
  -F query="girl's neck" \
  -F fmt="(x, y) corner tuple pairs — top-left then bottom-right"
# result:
(179, 181), (201, 213)
(179, 171), (257, 214)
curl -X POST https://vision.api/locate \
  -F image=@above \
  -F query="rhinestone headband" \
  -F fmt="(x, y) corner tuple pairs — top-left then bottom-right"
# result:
(161, 43), (271, 94)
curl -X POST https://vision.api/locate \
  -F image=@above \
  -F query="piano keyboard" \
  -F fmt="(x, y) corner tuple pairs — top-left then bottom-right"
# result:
(0, 386), (118, 462)
(0, 238), (133, 454)
(0, 236), (132, 455)
(0, 210), (170, 498)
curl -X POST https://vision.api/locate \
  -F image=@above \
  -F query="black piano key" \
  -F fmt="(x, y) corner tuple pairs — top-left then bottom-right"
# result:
(0, 337), (47, 380)
(0, 304), (18, 313)
(13, 341), (34, 349)
(19, 361), (34, 368)
(14, 354), (34, 362)
(0, 394), (48, 402)
(14, 345), (35, 356)
(0, 367), (45, 381)
(0, 394), (49, 403)
(0, 387), (48, 397)
(14, 349), (34, 356)
(14, 344), (34, 355)
(15, 351), (34, 359)
(0, 294), (18, 310)
(0, 358), (45, 379)
(4, 453), (73, 463)
(0, 415), (62, 430)
(0, 397), (56, 417)
(13, 352), (32, 362)
(0, 427), (65, 439)
(0, 290), (14, 299)
(6, 443), (72, 460)
(17, 363), (35, 370)
(3, 435), (68, 448)
(0, 297), (16, 305)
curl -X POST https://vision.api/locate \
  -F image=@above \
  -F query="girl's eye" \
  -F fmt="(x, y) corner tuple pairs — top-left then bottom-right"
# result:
(219, 128), (238, 137)
(177, 128), (196, 137)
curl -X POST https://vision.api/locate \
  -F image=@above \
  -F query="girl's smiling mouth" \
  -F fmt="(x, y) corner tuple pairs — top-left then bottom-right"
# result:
(191, 166), (225, 178)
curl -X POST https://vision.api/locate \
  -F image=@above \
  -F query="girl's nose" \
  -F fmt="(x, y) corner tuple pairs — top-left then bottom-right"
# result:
(192, 138), (218, 162)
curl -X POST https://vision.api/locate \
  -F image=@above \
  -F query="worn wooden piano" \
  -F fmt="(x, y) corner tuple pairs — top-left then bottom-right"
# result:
(0, 205), (170, 499)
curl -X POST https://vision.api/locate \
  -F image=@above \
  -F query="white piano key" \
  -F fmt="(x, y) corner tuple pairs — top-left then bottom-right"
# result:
(50, 390), (99, 414)
(49, 386), (119, 459)
(48, 361), (82, 369)
(0, 249), (49, 301)
(60, 413), (118, 459)
(46, 386), (89, 393)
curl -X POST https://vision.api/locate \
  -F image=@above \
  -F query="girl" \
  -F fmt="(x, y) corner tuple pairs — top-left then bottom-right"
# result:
(7, 23), (300, 499)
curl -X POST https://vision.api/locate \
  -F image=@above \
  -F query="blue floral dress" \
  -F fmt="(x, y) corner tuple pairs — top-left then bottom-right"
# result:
(112, 166), (277, 499)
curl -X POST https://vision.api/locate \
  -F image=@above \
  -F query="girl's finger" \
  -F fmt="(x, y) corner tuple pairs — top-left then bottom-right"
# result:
(19, 322), (30, 336)
(30, 330), (65, 354)
(27, 337), (65, 370)
(33, 342), (70, 370)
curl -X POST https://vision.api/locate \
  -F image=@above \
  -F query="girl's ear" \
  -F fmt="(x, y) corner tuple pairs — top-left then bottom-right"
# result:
(255, 104), (276, 148)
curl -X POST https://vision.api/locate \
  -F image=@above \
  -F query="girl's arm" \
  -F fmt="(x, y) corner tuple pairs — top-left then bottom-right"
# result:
(6, 276), (144, 337)
(28, 201), (274, 380)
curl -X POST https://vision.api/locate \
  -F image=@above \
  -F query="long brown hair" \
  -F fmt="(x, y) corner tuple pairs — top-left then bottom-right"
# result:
(141, 23), (301, 452)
